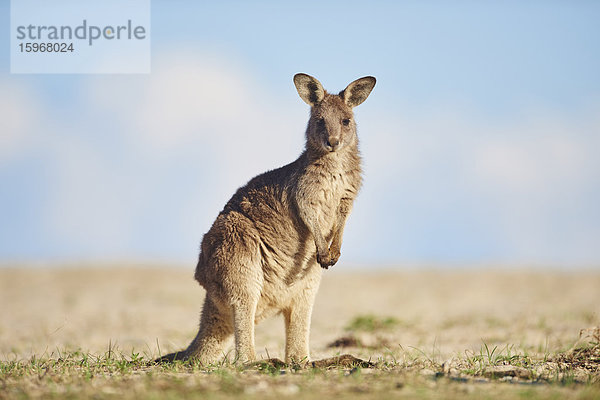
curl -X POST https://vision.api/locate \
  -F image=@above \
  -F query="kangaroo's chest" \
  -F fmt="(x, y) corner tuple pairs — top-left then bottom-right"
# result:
(312, 168), (360, 230)
(318, 171), (351, 206)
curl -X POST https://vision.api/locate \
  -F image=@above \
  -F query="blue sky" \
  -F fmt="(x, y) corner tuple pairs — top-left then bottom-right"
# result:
(1, 1), (599, 267)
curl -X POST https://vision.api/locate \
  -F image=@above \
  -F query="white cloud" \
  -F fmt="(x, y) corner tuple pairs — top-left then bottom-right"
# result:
(473, 118), (596, 193)
(0, 82), (41, 164)
(86, 51), (306, 194)
(41, 137), (134, 256)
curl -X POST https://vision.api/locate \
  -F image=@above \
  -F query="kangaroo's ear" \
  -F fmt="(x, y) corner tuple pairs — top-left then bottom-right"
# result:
(341, 76), (376, 108)
(294, 73), (325, 106)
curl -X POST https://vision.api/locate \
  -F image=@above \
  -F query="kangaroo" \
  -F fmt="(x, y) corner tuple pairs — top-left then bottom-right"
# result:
(158, 73), (376, 365)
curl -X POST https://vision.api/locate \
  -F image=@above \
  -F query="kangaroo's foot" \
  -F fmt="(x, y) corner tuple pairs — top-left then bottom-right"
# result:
(153, 350), (188, 364)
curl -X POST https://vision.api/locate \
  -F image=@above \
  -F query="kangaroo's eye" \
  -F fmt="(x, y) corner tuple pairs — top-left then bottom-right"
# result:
(342, 119), (351, 126)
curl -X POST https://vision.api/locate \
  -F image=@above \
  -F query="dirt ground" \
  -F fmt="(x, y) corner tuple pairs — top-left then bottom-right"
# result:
(1, 266), (599, 360)
(1, 266), (599, 398)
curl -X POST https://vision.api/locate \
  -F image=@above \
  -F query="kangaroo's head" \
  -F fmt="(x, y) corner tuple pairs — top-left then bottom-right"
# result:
(294, 73), (376, 156)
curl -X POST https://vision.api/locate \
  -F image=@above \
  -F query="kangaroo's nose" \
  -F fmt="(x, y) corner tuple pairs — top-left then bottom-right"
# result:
(327, 137), (340, 150)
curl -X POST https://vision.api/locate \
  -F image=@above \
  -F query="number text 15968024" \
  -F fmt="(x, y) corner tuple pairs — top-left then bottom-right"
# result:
(19, 43), (74, 53)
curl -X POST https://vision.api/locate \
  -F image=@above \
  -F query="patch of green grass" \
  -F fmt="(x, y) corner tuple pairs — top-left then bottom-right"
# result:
(461, 342), (535, 376)
(1, 341), (599, 400)
(345, 314), (401, 332)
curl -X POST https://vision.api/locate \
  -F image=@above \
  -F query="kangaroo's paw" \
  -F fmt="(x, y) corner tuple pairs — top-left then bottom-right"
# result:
(317, 247), (341, 269)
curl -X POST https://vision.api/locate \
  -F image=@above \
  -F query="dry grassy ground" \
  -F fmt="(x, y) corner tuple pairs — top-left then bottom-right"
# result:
(1, 266), (599, 399)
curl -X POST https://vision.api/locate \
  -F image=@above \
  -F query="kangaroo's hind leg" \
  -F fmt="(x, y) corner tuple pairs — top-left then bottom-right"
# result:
(283, 270), (321, 364)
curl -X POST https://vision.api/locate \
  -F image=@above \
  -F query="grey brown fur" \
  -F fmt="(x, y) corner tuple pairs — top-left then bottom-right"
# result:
(158, 73), (376, 364)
